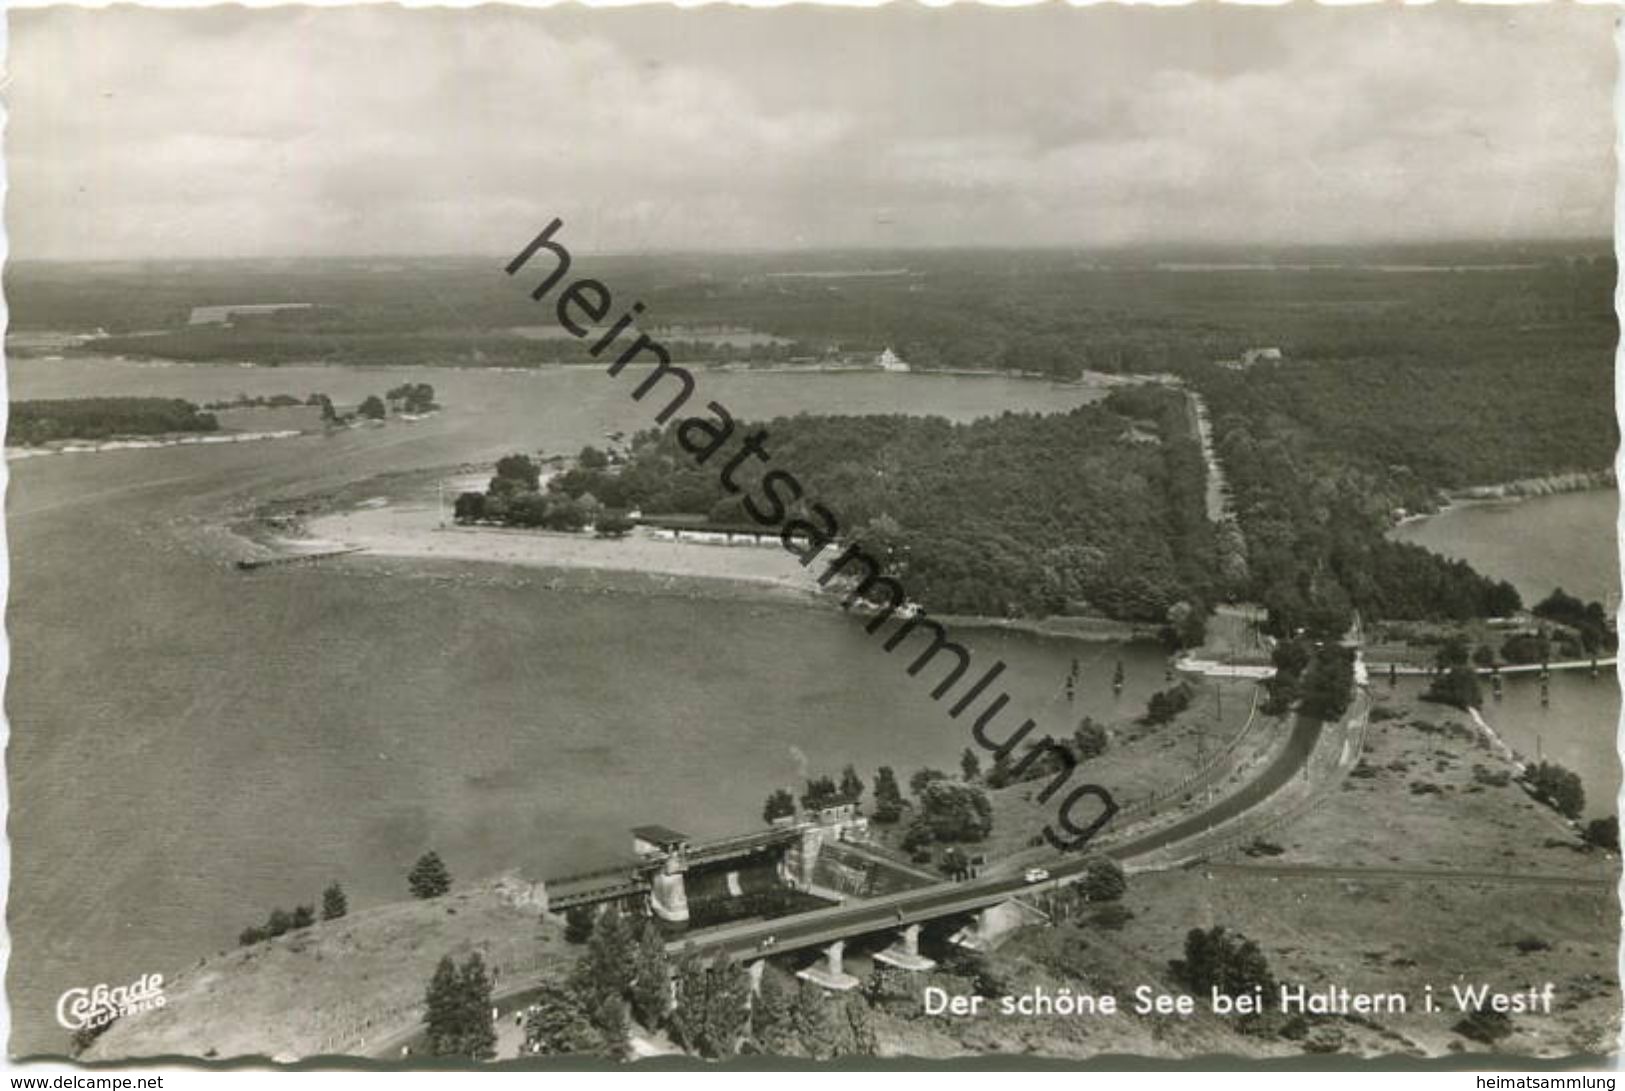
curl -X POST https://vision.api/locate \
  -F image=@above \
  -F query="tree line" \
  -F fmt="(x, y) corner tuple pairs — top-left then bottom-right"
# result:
(236, 849), (451, 948)
(10, 397), (219, 446)
(454, 450), (636, 537)
(238, 883), (348, 947)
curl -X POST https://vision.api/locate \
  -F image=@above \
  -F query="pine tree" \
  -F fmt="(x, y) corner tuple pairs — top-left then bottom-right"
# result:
(593, 994), (633, 1062)
(563, 905), (595, 945)
(842, 995), (878, 1057)
(698, 956), (750, 1059)
(959, 747), (982, 781)
(578, 908), (637, 1008)
(871, 766), (904, 823)
(458, 953), (498, 1061)
(791, 981), (841, 1060)
(750, 969), (798, 1057)
(423, 956), (464, 1055)
(408, 851), (452, 899)
(629, 920), (672, 1029)
(669, 950), (750, 1059)
(524, 984), (601, 1055)
(762, 788), (797, 823)
(838, 764), (865, 803)
(667, 947), (706, 1053)
(321, 882), (348, 921)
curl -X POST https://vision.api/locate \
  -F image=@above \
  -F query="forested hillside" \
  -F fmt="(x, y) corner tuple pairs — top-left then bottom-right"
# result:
(1196, 338), (1613, 635)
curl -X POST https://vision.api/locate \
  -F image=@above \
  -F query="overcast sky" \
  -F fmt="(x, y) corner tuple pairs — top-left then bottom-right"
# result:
(6, 4), (1616, 259)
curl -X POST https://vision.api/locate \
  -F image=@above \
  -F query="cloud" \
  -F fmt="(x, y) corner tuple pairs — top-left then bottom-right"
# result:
(6, 4), (1613, 259)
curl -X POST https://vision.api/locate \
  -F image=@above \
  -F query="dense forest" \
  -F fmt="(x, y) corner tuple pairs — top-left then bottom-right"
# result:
(525, 387), (1217, 624)
(8, 397), (219, 446)
(15, 244), (1610, 385)
(1194, 345), (1616, 634)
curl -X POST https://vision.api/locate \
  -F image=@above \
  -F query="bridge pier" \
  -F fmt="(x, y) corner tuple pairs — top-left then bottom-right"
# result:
(873, 923), (936, 972)
(795, 939), (861, 992)
(950, 899), (1047, 952)
(648, 860), (690, 924)
(746, 959), (765, 997)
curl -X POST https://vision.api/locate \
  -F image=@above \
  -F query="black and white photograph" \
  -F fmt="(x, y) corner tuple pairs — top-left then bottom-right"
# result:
(3, 1), (1621, 1071)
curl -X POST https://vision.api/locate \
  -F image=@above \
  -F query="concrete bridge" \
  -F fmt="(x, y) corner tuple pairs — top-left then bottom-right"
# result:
(661, 857), (1075, 990)
(541, 810), (857, 923)
(548, 705), (1355, 994)
(660, 708), (1342, 991)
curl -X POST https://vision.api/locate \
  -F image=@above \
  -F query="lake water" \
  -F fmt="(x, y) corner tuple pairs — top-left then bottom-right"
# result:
(1391, 488), (1621, 820)
(1392, 490), (1620, 606)
(6, 358), (1153, 1054)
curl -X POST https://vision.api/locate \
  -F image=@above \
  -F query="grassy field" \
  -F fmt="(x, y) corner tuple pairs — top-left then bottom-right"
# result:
(870, 868), (1617, 1060)
(869, 694), (1619, 1061)
(968, 679), (1273, 862)
(83, 875), (571, 1063)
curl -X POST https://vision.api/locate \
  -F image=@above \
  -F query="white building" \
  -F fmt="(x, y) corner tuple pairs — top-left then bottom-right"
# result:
(877, 347), (910, 373)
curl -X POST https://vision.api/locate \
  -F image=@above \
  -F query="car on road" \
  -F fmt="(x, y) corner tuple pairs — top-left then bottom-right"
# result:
(760, 935), (777, 949)
(1023, 867), (1050, 884)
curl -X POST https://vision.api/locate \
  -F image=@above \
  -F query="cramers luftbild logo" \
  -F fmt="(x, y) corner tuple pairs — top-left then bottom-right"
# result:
(55, 972), (166, 1031)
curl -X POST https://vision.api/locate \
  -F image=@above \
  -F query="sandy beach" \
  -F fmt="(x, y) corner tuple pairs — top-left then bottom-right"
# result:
(307, 501), (826, 595)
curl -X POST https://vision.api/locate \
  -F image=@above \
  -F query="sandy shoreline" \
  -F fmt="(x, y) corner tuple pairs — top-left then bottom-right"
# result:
(297, 497), (1150, 643)
(1391, 471), (1616, 528)
(307, 501), (828, 598)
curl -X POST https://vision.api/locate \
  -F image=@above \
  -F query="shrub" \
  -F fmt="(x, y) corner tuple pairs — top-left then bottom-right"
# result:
(1454, 1007), (1513, 1045)
(1088, 903), (1135, 931)
(1298, 647), (1356, 721)
(1583, 815), (1619, 852)
(762, 788), (796, 824)
(1422, 666), (1483, 711)
(1500, 633), (1551, 666)
(1524, 762), (1585, 820)
(1170, 926), (1275, 997)
(1080, 857), (1127, 902)
(322, 883), (348, 921)
(914, 781), (994, 843)
(564, 906), (596, 945)
(1142, 683), (1194, 725)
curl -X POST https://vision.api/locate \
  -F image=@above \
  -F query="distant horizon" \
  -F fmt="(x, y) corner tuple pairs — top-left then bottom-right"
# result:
(7, 234), (1616, 268)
